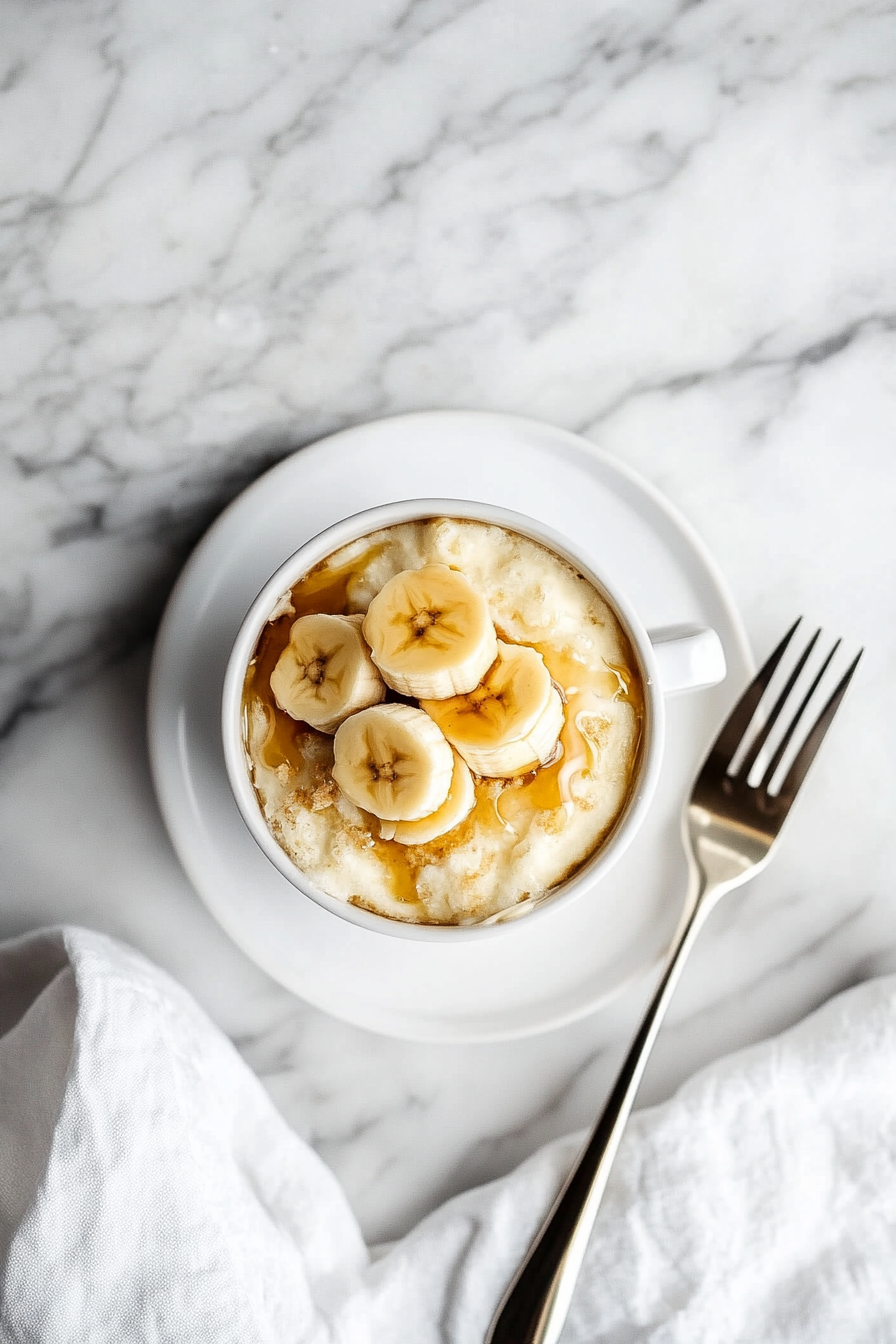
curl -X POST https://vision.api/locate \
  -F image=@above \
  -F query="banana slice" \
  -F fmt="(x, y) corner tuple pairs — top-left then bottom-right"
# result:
(362, 564), (497, 699)
(382, 753), (476, 846)
(332, 703), (454, 821)
(422, 640), (565, 777)
(270, 612), (385, 733)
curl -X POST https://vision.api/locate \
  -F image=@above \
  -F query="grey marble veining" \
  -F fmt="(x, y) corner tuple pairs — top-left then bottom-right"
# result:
(2, 0), (896, 1243)
(5, 0), (895, 724)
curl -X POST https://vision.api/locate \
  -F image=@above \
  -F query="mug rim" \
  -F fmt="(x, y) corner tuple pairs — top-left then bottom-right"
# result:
(221, 498), (665, 941)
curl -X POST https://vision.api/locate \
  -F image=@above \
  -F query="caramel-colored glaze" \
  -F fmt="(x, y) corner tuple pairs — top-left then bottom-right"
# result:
(244, 546), (384, 773)
(362, 839), (424, 908)
(244, 541), (438, 908)
(496, 638), (644, 829)
(241, 525), (644, 917)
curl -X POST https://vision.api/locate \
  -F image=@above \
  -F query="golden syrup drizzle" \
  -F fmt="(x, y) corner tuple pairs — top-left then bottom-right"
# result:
(359, 838), (423, 908)
(243, 539), (438, 908)
(241, 522), (645, 915)
(495, 637), (644, 833)
(244, 545), (388, 773)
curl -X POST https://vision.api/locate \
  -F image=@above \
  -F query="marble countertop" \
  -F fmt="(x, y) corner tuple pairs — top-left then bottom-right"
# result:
(3, 0), (895, 1245)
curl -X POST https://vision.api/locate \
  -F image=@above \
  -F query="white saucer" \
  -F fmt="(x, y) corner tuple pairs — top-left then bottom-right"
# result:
(148, 411), (751, 1042)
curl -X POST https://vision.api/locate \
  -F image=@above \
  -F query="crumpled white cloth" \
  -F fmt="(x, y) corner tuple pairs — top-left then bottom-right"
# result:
(1, 928), (895, 1343)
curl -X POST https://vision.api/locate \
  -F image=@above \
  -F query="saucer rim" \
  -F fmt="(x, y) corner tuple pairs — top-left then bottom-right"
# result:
(148, 409), (752, 1041)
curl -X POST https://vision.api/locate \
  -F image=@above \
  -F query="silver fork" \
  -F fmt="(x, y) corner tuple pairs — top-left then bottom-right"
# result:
(486, 620), (862, 1344)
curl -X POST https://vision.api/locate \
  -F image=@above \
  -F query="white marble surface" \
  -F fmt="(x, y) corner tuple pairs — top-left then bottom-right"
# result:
(2, 0), (895, 1245)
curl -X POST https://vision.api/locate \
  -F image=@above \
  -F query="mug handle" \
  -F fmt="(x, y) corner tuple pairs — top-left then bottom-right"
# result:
(647, 624), (727, 695)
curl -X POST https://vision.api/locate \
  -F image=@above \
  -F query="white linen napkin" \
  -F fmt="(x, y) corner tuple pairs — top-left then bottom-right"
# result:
(1, 927), (894, 1342)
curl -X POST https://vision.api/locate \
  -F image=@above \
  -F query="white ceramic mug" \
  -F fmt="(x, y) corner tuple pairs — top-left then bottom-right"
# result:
(222, 499), (726, 940)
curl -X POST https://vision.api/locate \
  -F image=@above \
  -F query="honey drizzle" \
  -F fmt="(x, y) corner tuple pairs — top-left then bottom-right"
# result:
(245, 546), (386, 774)
(244, 540), (433, 908)
(495, 638), (644, 828)
(362, 837), (422, 907)
(241, 526), (645, 914)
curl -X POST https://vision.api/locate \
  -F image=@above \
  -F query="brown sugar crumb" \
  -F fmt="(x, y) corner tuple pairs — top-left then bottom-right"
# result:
(281, 797), (304, 824)
(570, 768), (597, 811)
(578, 713), (611, 753)
(275, 762), (293, 785)
(456, 857), (498, 915)
(541, 807), (568, 835)
(310, 778), (339, 812)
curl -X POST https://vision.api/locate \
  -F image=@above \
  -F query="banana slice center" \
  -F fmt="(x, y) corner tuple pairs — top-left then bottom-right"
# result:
(304, 655), (328, 686)
(401, 605), (460, 650)
(465, 682), (510, 725)
(469, 683), (504, 707)
(364, 732), (414, 783)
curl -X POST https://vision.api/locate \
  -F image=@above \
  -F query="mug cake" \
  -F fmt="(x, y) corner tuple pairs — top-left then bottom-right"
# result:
(240, 514), (644, 926)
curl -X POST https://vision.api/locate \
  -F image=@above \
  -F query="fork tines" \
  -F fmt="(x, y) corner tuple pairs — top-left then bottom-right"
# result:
(706, 619), (862, 805)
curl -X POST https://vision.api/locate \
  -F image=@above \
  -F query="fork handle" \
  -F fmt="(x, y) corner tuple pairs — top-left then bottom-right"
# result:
(485, 872), (711, 1344)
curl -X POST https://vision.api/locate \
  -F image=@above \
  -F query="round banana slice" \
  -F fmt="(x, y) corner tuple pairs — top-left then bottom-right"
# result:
(270, 612), (385, 733)
(362, 564), (497, 700)
(422, 640), (565, 777)
(382, 752), (476, 846)
(332, 703), (455, 821)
